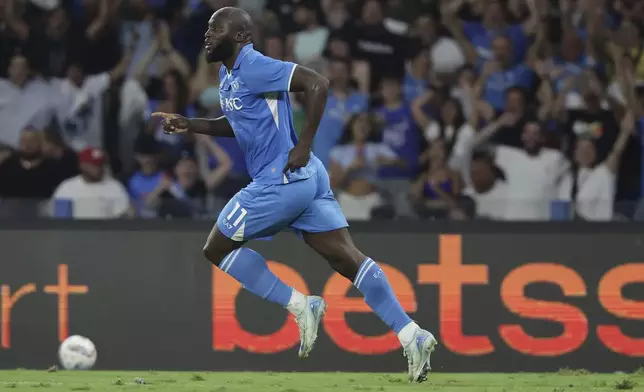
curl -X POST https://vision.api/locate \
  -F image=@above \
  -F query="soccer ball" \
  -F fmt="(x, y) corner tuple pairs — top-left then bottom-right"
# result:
(58, 335), (97, 370)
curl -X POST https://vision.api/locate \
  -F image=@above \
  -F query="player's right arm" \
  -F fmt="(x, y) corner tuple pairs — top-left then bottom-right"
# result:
(150, 113), (235, 137)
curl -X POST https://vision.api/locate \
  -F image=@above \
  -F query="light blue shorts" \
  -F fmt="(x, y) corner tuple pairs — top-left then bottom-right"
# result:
(217, 160), (348, 242)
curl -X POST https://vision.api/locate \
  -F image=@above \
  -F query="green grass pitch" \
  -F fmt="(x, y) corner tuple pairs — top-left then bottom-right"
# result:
(0, 370), (641, 391)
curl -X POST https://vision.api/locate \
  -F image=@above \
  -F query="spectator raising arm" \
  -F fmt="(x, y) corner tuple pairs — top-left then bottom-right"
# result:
(4, 0), (30, 41)
(440, 0), (479, 66)
(156, 22), (192, 81)
(521, 0), (541, 36)
(85, 0), (109, 41)
(196, 135), (232, 191)
(605, 111), (636, 174)
(133, 38), (160, 87)
(473, 112), (519, 147)
(410, 91), (434, 131)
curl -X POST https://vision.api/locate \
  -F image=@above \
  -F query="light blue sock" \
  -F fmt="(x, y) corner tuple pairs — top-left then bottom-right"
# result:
(220, 248), (293, 307)
(354, 258), (413, 334)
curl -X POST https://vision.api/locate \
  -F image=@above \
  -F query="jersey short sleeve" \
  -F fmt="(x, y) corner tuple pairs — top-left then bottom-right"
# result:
(242, 55), (297, 94)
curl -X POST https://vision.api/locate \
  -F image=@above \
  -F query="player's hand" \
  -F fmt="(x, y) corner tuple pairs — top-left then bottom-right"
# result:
(151, 112), (190, 135)
(284, 144), (310, 174)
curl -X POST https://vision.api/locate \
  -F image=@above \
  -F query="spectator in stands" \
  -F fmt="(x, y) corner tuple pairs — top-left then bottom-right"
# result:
(193, 134), (232, 193)
(51, 50), (132, 152)
(265, 0), (324, 35)
(560, 71), (618, 162)
(314, 58), (368, 168)
(475, 118), (569, 220)
(322, 0), (350, 33)
(263, 34), (286, 61)
(0, 53), (54, 149)
(0, 127), (71, 216)
(377, 75), (422, 180)
(414, 97), (476, 183)
(463, 151), (509, 220)
(473, 35), (535, 120)
(146, 69), (196, 168)
(148, 153), (207, 219)
(324, 33), (351, 60)
(128, 138), (164, 218)
(201, 135), (248, 212)
(0, 0), (642, 222)
(350, 0), (407, 93)
(410, 138), (463, 219)
(442, 0), (538, 65)
(329, 113), (400, 220)
(403, 45), (431, 103)
(42, 130), (79, 181)
(550, 29), (599, 96)
(131, 11), (191, 100)
(410, 13), (465, 77)
(489, 87), (531, 148)
(191, 48), (220, 115)
(287, 0), (329, 73)
(51, 147), (130, 219)
(557, 112), (635, 220)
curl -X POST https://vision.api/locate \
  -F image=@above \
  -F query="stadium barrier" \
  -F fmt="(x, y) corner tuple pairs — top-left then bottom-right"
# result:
(0, 221), (642, 372)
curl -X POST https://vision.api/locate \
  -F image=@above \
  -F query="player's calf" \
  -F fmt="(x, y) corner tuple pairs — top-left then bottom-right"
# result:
(204, 226), (325, 359)
(303, 229), (437, 381)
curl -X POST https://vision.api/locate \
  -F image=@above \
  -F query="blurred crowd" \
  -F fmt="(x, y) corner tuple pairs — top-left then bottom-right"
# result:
(0, 0), (643, 221)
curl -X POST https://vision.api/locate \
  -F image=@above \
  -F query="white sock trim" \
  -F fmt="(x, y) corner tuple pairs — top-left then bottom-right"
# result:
(397, 321), (419, 347)
(286, 289), (306, 315)
(354, 258), (375, 289)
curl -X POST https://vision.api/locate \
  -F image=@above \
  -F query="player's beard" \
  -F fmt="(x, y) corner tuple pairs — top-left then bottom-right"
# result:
(207, 39), (235, 63)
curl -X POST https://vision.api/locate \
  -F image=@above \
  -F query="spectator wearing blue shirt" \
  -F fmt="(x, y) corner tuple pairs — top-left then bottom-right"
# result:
(145, 70), (196, 168)
(128, 138), (164, 218)
(329, 113), (401, 220)
(441, 0), (539, 66)
(376, 75), (423, 179)
(475, 36), (535, 117)
(549, 30), (599, 93)
(313, 58), (368, 168)
(403, 46), (431, 103)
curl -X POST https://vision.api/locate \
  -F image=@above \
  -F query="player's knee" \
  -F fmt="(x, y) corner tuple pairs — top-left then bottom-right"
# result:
(202, 243), (226, 266)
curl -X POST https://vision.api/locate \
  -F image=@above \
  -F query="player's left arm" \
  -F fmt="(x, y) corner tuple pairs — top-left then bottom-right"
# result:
(287, 65), (330, 150)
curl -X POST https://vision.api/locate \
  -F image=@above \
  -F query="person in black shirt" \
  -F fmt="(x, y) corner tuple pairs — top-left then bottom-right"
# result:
(154, 153), (207, 219)
(0, 127), (67, 217)
(42, 130), (79, 183)
(347, 0), (407, 93)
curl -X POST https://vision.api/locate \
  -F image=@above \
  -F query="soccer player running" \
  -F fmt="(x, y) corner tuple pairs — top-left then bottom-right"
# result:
(152, 7), (436, 383)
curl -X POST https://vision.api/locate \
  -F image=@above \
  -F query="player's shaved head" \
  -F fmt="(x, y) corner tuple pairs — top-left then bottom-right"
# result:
(215, 7), (253, 37)
(205, 7), (254, 63)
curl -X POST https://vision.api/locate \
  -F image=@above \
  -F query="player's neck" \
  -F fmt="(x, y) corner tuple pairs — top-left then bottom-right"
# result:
(223, 43), (249, 72)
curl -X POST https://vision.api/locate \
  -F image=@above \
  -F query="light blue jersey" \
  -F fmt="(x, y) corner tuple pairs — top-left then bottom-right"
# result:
(216, 44), (348, 241)
(218, 44), (317, 185)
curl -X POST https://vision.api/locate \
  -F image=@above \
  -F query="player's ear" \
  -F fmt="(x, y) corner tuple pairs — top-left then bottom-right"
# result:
(235, 31), (247, 42)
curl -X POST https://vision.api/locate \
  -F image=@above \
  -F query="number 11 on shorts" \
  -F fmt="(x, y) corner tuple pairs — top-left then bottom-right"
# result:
(227, 201), (247, 228)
